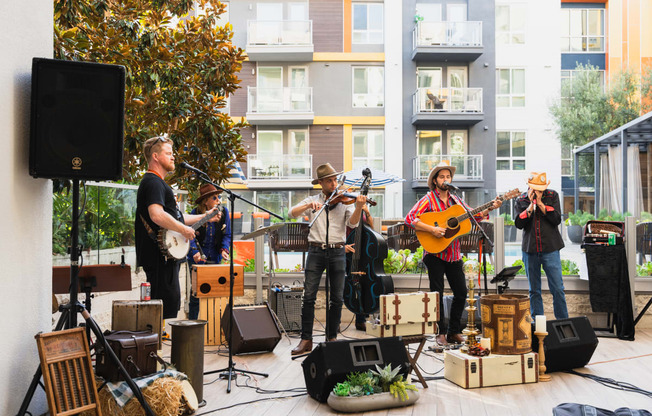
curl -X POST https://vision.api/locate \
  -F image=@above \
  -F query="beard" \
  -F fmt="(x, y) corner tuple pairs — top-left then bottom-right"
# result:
(435, 181), (448, 192)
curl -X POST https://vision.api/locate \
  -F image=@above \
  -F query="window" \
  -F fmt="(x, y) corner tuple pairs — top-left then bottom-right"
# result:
(416, 131), (442, 178)
(561, 145), (573, 176)
(353, 129), (384, 170)
(353, 3), (383, 44)
(560, 8), (605, 52)
(353, 67), (384, 107)
(496, 4), (525, 44)
(497, 68), (525, 107)
(560, 69), (605, 97)
(496, 131), (525, 170)
(448, 130), (468, 175)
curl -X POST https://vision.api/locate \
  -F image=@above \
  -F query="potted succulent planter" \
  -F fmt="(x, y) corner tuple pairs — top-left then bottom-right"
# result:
(327, 364), (420, 413)
(500, 214), (517, 242)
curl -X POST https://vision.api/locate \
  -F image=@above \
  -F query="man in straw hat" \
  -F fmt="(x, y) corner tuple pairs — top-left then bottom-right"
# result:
(135, 136), (222, 320)
(514, 172), (568, 319)
(288, 162), (368, 355)
(405, 160), (502, 346)
(186, 183), (231, 319)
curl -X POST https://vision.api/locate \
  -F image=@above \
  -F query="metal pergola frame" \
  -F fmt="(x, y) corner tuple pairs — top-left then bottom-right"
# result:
(573, 111), (652, 214)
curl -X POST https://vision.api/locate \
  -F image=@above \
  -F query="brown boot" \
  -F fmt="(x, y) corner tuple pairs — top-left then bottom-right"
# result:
(436, 334), (448, 346)
(447, 333), (465, 344)
(291, 339), (313, 356)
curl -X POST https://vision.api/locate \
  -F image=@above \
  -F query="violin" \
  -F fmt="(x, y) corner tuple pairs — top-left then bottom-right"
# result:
(329, 191), (377, 207)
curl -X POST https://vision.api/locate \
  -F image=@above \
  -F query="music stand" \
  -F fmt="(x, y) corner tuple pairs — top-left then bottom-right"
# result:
(490, 266), (521, 294)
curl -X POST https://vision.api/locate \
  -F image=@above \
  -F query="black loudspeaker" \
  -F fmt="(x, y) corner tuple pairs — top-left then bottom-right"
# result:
(531, 316), (598, 373)
(29, 58), (125, 180)
(221, 303), (281, 355)
(302, 337), (411, 403)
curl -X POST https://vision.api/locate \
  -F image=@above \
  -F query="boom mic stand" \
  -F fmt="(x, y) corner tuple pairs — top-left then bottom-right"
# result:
(16, 179), (155, 416)
(187, 169), (282, 393)
(447, 186), (494, 294)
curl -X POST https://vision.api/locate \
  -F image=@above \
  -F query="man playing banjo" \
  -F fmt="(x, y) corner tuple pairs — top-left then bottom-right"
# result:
(135, 136), (221, 320)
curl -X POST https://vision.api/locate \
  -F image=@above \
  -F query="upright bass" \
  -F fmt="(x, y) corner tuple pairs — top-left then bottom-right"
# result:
(344, 169), (394, 316)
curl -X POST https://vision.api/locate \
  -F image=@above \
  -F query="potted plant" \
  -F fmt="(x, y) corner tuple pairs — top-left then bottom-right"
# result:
(566, 210), (595, 244)
(327, 364), (420, 413)
(500, 213), (516, 242)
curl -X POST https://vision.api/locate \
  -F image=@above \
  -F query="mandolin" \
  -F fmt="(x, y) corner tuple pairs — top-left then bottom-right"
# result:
(158, 206), (223, 260)
(415, 189), (520, 254)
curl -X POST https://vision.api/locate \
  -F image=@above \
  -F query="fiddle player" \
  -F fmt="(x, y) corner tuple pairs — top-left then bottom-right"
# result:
(405, 161), (501, 346)
(135, 136), (221, 321)
(289, 163), (367, 355)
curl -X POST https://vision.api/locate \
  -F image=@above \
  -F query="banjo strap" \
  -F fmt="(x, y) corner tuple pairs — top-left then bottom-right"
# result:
(139, 214), (158, 242)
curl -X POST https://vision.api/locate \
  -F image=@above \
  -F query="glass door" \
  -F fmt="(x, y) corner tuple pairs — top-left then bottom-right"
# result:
(258, 67), (283, 112)
(417, 68), (443, 110)
(417, 130), (442, 178)
(257, 131), (283, 177)
(289, 67), (309, 111)
(448, 67), (467, 111)
(288, 130), (309, 176)
(448, 130), (467, 177)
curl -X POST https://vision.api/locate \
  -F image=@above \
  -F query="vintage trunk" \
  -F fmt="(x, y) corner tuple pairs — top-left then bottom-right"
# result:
(95, 330), (159, 382)
(366, 321), (438, 337)
(112, 299), (163, 349)
(378, 292), (440, 325)
(480, 294), (532, 355)
(444, 350), (539, 388)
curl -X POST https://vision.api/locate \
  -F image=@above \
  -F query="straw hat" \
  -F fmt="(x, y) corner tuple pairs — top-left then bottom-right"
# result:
(195, 183), (222, 205)
(312, 163), (342, 185)
(427, 160), (456, 191)
(527, 172), (550, 191)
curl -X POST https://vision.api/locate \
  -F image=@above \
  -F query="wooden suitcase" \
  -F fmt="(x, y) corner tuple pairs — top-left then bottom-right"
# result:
(112, 300), (163, 349)
(366, 320), (438, 337)
(444, 350), (539, 388)
(378, 292), (440, 325)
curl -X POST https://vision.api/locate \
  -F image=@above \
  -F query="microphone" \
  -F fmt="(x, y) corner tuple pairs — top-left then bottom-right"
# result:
(443, 181), (460, 191)
(120, 248), (126, 268)
(178, 162), (205, 175)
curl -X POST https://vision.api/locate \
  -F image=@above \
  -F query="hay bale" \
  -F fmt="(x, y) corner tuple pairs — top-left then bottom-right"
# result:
(82, 377), (188, 416)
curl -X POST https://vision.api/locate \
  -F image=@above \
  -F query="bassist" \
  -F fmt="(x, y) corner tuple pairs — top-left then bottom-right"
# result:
(405, 161), (501, 346)
(135, 136), (221, 320)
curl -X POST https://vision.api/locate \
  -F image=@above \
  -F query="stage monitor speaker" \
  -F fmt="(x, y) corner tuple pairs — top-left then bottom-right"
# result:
(221, 303), (281, 355)
(29, 57), (125, 180)
(531, 316), (598, 373)
(302, 337), (411, 403)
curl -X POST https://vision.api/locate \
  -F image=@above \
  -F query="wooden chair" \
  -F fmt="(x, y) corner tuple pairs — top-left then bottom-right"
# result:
(387, 223), (421, 252)
(35, 327), (102, 416)
(269, 222), (310, 271)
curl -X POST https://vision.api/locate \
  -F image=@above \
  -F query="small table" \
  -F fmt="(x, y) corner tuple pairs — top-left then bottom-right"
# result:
(402, 335), (428, 388)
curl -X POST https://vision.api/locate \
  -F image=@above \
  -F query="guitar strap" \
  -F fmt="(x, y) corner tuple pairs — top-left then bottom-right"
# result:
(139, 214), (158, 242)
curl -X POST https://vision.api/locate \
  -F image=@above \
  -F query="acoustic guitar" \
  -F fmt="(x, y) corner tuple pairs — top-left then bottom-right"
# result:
(415, 189), (520, 254)
(158, 206), (223, 260)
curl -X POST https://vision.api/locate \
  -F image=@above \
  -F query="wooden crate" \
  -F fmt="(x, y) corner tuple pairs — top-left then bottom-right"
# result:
(112, 300), (163, 349)
(199, 297), (229, 346)
(379, 292), (439, 325)
(444, 350), (539, 389)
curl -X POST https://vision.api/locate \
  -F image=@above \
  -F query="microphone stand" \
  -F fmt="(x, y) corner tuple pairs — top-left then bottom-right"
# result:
(447, 187), (494, 294)
(309, 176), (346, 344)
(188, 169), (282, 393)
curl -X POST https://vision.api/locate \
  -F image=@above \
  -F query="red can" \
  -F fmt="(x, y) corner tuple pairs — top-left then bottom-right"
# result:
(140, 282), (151, 301)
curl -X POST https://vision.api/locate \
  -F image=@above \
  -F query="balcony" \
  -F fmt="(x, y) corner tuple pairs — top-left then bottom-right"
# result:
(246, 87), (314, 125)
(246, 20), (314, 61)
(412, 87), (484, 126)
(412, 21), (483, 61)
(412, 154), (484, 188)
(246, 154), (312, 189)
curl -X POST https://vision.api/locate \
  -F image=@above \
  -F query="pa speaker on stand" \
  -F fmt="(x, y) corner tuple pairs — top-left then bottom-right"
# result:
(29, 58), (125, 181)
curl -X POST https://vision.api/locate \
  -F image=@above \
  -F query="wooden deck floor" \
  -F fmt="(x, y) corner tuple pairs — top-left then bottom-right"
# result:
(163, 324), (652, 415)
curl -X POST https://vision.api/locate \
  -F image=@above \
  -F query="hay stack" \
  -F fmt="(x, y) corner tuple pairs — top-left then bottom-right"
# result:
(82, 377), (192, 416)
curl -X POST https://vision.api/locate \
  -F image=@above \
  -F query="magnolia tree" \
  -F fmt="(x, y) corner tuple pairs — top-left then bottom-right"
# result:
(54, 0), (248, 188)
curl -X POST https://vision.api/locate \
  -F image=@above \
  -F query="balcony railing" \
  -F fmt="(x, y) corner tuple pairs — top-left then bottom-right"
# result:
(247, 87), (313, 113)
(247, 154), (312, 180)
(413, 155), (483, 181)
(413, 87), (483, 114)
(413, 21), (482, 48)
(247, 20), (313, 46)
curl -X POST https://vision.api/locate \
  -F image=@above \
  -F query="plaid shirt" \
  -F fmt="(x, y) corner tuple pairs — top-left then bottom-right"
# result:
(405, 189), (480, 262)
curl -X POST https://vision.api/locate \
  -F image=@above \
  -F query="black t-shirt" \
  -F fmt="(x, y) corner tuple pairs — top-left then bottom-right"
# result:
(135, 172), (184, 268)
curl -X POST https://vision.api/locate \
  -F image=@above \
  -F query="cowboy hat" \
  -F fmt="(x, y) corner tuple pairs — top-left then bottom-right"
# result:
(195, 183), (222, 205)
(312, 163), (342, 185)
(427, 160), (456, 191)
(527, 172), (550, 191)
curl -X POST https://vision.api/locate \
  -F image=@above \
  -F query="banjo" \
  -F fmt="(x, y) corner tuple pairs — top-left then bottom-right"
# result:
(158, 206), (223, 260)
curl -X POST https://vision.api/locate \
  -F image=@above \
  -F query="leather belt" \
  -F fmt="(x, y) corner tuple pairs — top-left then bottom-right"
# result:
(309, 242), (345, 249)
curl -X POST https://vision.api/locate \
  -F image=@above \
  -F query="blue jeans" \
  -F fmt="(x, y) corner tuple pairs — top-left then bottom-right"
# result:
(301, 246), (346, 340)
(523, 251), (569, 319)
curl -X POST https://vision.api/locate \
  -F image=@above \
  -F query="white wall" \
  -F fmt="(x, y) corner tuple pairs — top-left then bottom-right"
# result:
(495, 0), (561, 194)
(0, 2), (53, 414)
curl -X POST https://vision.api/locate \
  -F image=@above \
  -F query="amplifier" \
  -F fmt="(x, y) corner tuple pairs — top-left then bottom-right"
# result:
(269, 288), (302, 332)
